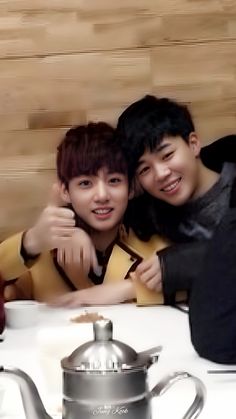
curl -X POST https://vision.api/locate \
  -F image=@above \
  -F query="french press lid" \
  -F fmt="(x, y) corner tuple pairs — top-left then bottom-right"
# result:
(61, 319), (138, 372)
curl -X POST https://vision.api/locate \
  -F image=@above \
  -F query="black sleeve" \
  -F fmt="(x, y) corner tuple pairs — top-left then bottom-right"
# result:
(157, 241), (208, 305)
(189, 208), (236, 364)
(201, 135), (236, 172)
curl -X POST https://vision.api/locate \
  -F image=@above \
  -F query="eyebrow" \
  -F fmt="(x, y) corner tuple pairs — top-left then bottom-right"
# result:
(156, 142), (172, 152)
(137, 142), (172, 167)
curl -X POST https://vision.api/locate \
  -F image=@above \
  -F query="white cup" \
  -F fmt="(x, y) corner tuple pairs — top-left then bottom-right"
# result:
(4, 300), (39, 329)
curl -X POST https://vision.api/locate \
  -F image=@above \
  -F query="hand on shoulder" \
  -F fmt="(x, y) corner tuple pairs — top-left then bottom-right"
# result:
(135, 254), (163, 291)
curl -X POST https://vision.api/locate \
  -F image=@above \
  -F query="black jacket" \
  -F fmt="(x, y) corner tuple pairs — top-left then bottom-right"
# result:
(125, 135), (236, 304)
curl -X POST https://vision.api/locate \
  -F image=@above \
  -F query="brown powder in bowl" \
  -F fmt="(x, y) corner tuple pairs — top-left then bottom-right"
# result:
(70, 311), (106, 323)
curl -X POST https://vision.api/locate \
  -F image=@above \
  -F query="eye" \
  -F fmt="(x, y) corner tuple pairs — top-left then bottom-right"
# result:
(78, 179), (92, 188)
(137, 166), (149, 176)
(109, 176), (123, 184)
(162, 151), (174, 161)
(162, 150), (174, 161)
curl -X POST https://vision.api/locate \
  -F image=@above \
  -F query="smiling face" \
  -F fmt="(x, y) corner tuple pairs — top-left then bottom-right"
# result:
(62, 167), (129, 233)
(136, 134), (202, 206)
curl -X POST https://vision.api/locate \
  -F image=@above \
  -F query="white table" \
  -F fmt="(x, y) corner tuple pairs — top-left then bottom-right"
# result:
(0, 304), (235, 419)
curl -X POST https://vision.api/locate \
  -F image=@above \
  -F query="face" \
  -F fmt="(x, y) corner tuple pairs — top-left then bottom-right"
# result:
(62, 168), (129, 232)
(136, 134), (201, 206)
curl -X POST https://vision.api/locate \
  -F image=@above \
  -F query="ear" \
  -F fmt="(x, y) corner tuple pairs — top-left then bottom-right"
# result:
(58, 181), (71, 204)
(188, 132), (201, 157)
(128, 177), (144, 199)
(128, 189), (135, 200)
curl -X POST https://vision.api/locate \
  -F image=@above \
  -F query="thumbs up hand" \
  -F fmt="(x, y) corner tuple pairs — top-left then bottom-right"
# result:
(23, 183), (76, 256)
(47, 181), (66, 207)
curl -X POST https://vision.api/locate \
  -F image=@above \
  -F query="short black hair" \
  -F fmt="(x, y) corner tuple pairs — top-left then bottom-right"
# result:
(116, 95), (195, 179)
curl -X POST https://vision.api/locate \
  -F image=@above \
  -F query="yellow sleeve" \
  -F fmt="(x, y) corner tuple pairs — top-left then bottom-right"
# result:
(122, 230), (169, 305)
(0, 232), (31, 280)
(4, 272), (33, 301)
(125, 232), (187, 305)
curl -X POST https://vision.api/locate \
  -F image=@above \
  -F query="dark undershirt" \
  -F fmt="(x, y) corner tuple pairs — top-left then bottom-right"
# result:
(52, 241), (116, 291)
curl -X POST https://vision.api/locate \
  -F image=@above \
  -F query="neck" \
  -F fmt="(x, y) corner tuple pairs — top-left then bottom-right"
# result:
(193, 161), (220, 199)
(91, 226), (119, 253)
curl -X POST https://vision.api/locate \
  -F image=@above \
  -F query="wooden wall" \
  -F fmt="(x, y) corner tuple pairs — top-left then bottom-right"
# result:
(0, 0), (236, 239)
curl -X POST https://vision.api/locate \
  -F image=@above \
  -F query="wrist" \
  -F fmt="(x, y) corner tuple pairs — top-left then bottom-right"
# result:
(124, 279), (136, 300)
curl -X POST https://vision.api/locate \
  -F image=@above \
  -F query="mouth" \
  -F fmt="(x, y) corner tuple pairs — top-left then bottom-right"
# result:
(92, 208), (113, 214)
(161, 177), (181, 193)
(92, 208), (113, 219)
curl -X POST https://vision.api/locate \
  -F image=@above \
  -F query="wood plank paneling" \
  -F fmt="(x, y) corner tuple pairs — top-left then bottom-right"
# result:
(0, 0), (235, 239)
(0, 1), (234, 58)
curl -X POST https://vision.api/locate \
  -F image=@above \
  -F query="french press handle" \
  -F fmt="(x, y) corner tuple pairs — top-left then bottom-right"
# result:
(151, 371), (206, 419)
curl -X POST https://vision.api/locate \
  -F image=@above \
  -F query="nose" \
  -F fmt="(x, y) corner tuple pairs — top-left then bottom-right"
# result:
(153, 163), (171, 181)
(94, 181), (110, 202)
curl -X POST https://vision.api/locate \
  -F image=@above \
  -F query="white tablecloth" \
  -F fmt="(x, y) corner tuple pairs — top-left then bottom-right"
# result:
(0, 304), (235, 418)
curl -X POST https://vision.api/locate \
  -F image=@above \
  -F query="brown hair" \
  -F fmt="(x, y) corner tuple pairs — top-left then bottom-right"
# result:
(57, 122), (128, 187)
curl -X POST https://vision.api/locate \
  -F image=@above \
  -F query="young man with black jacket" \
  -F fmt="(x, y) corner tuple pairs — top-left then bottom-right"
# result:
(116, 94), (236, 364)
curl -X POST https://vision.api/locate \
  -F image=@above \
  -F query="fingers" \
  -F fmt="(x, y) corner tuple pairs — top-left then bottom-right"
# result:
(57, 248), (65, 266)
(56, 243), (97, 275)
(51, 227), (77, 237)
(145, 276), (162, 291)
(82, 241), (99, 274)
(138, 262), (157, 281)
(42, 207), (75, 237)
(78, 247), (90, 273)
(135, 259), (153, 281)
(58, 246), (87, 270)
(137, 269), (162, 290)
(57, 229), (98, 275)
(135, 255), (162, 291)
(91, 246), (99, 273)
(45, 206), (75, 223)
(49, 230), (77, 251)
(48, 182), (66, 207)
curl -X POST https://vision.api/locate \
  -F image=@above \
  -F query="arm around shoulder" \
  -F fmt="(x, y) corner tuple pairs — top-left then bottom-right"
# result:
(49, 280), (136, 308)
(0, 232), (35, 301)
(0, 232), (31, 280)
(3, 271), (33, 301)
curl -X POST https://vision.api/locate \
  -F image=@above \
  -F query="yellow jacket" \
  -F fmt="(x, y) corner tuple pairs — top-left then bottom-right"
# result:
(0, 230), (173, 305)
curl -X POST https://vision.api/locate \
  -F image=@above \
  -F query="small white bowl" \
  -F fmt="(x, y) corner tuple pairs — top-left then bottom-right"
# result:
(4, 300), (39, 329)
